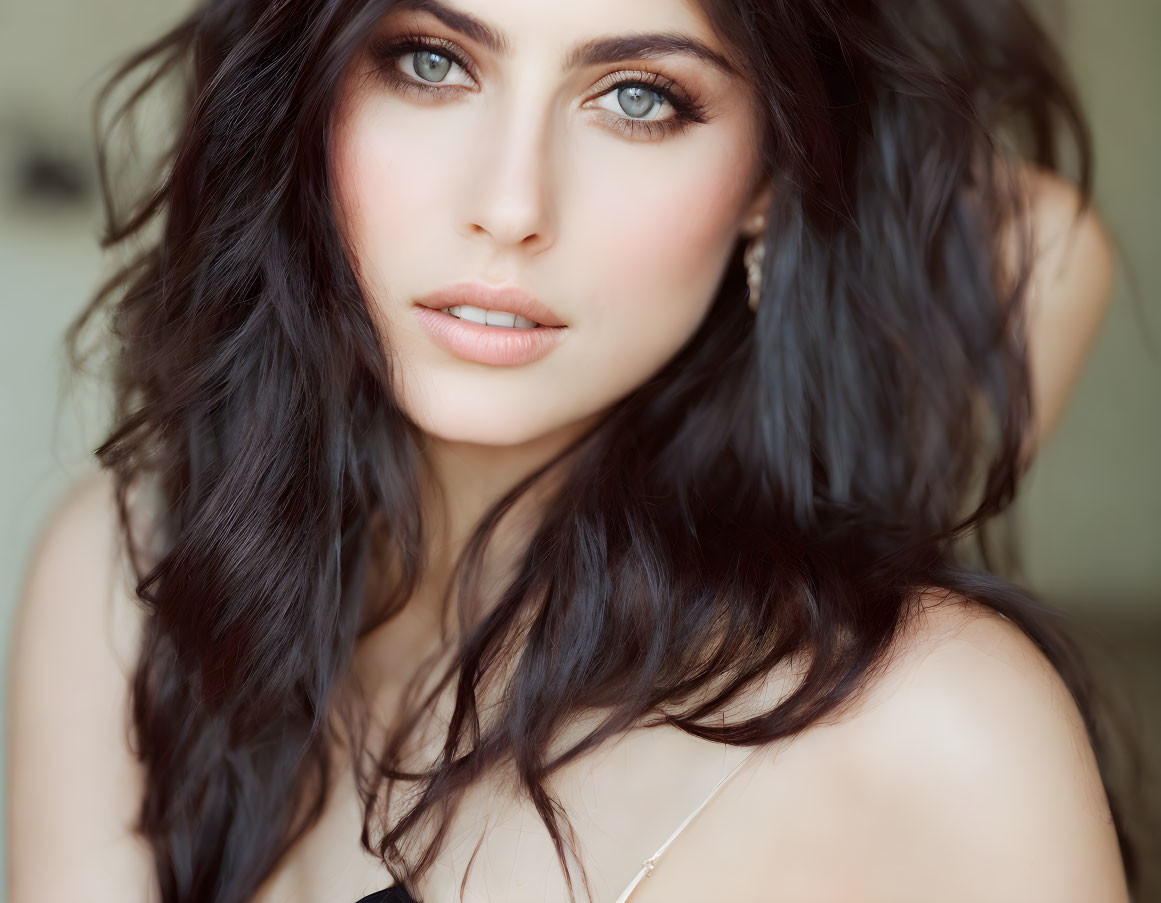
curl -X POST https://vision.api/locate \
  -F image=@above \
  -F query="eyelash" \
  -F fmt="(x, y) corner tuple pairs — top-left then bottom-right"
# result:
(367, 32), (710, 141)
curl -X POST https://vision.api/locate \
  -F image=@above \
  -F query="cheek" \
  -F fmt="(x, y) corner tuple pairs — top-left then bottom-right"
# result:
(570, 130), (756, 344)
(332, 100), (459, 291)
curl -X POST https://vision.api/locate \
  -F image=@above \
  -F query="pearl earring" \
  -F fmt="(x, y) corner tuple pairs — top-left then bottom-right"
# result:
(744, 235), (766, 313)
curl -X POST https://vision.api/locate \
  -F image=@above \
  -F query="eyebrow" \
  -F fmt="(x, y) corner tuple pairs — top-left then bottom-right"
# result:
(391, 0), (738, 76)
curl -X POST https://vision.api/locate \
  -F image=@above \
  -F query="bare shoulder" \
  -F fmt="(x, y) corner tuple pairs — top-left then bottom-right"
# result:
(845, 591), (1105, 776)
(11, 467), (157, 672)
(729, 592), (1129, 902)
(7, 467), (159, 901)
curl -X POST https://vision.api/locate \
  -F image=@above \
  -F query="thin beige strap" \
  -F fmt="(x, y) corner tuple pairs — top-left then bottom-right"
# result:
(612, 747), (763, 903)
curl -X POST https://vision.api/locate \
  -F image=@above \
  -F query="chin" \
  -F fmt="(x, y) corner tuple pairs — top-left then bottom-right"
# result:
(410, 403), (571, 449)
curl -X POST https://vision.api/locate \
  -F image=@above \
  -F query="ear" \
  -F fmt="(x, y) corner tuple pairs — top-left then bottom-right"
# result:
(738, 177), (776, 238)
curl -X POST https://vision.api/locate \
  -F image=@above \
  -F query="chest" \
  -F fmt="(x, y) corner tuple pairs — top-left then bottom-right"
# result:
(248, 716), (874, 903)
(253, 624), (864, 902)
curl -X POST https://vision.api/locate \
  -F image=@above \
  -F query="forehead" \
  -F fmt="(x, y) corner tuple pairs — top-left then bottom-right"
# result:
(384, 0), (730, 69)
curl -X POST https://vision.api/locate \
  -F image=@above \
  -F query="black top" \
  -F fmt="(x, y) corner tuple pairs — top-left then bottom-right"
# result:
(354, 887), (420, 903)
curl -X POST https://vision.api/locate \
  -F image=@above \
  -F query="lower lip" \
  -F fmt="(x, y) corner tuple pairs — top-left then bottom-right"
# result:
(413, 305), (568, 366)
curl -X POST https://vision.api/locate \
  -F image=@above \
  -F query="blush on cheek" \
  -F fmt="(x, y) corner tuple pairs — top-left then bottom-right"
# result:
(588, 155), (752, 320)
(333, 103), (460, 263)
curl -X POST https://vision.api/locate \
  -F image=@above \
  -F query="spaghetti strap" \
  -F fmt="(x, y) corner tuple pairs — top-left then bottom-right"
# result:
(611, 746), (764, 903)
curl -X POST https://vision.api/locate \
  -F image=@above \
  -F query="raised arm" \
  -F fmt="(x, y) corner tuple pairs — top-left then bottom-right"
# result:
(1014, 163), (1116, 444)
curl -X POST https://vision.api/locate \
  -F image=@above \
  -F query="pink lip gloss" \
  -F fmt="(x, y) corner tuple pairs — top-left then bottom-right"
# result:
(413, 306), (569, 366)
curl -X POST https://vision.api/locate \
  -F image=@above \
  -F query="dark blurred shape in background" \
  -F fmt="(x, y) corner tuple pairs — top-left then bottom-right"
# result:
(12, 143), (91, 208)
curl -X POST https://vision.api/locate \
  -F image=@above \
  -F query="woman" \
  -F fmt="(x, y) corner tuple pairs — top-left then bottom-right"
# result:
(8, 0), (1129, 901)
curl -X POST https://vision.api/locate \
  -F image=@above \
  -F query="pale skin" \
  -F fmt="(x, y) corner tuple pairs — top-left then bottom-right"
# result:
(7, 0), (1124, 901)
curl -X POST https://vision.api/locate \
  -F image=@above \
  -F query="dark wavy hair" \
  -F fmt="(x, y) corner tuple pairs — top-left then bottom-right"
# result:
(65, 0), (1140, 900)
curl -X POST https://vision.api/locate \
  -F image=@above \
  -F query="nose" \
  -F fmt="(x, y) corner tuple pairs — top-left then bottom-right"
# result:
(461, 96), (557, 256)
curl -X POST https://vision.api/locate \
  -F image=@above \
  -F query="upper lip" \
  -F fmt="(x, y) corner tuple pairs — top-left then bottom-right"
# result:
(416, 281), (567, 328)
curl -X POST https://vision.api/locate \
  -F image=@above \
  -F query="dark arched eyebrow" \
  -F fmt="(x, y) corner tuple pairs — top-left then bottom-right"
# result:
(391, 0), (738, 76)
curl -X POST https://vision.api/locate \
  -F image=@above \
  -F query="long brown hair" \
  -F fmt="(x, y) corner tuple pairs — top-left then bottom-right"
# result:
(67, 0), (1139, 900)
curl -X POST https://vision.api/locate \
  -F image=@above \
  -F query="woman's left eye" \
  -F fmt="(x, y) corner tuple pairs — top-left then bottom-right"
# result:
(591, 84), (669, 122)
(369, 34), (709, 140)
(584, 74), (710, 140)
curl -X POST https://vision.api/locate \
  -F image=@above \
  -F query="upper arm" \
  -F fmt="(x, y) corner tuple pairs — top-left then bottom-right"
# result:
(1012, 164), (1116, 442)
(839, 601), (1129, 902)
(6, 470), (158, 903)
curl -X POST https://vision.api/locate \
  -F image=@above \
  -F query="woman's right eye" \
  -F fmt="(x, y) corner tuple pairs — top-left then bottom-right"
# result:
(371, 35), (477, 97)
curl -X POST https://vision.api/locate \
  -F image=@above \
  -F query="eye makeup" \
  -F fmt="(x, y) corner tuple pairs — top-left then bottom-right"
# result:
(366, 31), (713, 141)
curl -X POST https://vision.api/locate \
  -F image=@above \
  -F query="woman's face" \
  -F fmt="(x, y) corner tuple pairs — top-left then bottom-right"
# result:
(332, 0), (771, 447)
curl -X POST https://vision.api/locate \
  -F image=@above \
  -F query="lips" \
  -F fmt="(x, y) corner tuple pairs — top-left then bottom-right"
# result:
(416, 281), (567, 328)
(413, 305), (568, 366)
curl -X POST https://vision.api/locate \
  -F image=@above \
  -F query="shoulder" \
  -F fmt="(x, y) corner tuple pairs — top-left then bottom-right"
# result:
(13, 468), (139, 657)
(843, 592), (1103, 794)
(736, 592), (1129, 902)
(12, 467), (156, 673)
(7, 467), (158, 900)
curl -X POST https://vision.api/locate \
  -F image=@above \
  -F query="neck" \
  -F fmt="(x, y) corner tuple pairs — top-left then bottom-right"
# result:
(413, 411), (603, 636)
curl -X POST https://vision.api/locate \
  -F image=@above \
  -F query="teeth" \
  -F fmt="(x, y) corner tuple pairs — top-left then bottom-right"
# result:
(486, 309), (516, 327)
(445, 304), (541, 329)
(457, 304), (488, 325)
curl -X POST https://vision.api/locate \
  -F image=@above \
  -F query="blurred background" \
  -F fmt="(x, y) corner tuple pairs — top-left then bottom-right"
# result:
(1, 0), (1158, 898)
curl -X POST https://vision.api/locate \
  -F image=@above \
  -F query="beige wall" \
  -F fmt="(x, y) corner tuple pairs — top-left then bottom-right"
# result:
(1, 2), (194, 895)
(1019, 0), (1161, 612)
